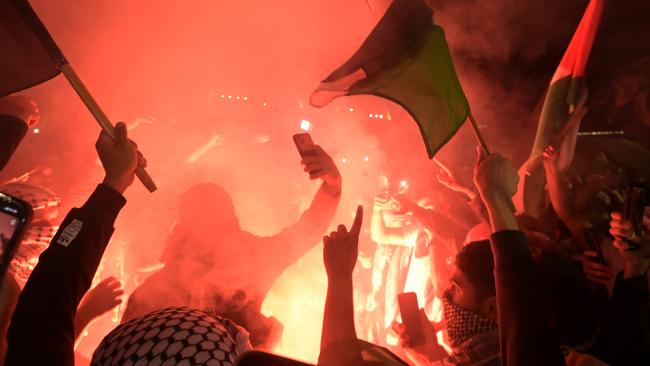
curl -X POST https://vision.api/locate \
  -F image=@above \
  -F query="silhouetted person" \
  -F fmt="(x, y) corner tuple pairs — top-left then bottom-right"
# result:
(122, 142), (342, 349)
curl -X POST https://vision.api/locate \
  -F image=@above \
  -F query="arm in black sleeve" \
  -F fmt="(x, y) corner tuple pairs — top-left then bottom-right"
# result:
(0, 115), (28, 172)
(5, 184), (125, 366)
(490, 230), (566, 366)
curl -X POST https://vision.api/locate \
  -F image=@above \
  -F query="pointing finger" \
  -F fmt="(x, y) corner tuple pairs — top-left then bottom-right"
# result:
(351, 205), (363, 236)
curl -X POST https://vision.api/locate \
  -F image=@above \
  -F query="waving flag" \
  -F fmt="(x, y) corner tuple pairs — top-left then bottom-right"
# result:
(310, 0), (470, 158)
(517, 0), (605, 216)
(0, 0), (66, 96)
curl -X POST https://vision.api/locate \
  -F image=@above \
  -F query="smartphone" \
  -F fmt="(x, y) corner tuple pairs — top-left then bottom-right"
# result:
(0, 192), (32, 278)
(292, 133), (316, 158)
(397, 292), (424, 346)
(623, 183), (647, 250)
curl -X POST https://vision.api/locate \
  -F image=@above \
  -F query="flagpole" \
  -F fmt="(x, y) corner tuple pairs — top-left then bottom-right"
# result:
(468, 114), (490, 155)
(59, 63), (158, 192)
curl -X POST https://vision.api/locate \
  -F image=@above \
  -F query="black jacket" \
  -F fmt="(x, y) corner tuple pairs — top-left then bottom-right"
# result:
(5, 184), (125, 366)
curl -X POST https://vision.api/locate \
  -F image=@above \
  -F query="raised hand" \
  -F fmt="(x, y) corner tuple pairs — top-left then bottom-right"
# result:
(96, 122), (144, 194)
(79, 277), (124, 319)
(473, 146), (519, 201)
(0, 95), (40, 127)
(323, 206), (363, 279)
(542, 145), (560, 167)
(609, 211), (650, 274)
(300, 145), (342, 192)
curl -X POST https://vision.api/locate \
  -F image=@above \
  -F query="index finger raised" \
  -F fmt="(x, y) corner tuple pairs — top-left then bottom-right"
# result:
(351, 205), (363, 236)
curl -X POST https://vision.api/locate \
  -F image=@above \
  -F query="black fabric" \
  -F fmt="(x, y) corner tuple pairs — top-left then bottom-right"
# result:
(237, 351), (314, 366)
(5, 184), (125, 366)
(489, 230), (566, 366)
(0, 0), (63, 97)
(589, 271), (650, 365)
(0, 114), (28, 171)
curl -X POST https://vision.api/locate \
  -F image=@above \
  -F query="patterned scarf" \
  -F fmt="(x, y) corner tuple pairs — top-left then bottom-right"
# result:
(442, 289), (498, 348)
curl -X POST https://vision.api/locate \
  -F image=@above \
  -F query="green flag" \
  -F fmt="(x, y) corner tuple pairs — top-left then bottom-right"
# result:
(310, 0), (470, 158)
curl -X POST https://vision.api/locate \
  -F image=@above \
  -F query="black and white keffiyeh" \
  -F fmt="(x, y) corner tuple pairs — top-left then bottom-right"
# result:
(92, 307), (251, 366)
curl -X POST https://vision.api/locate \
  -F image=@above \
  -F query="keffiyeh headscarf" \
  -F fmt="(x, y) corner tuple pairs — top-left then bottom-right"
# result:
(442, 289), (498, 348)
(92, 307), (252, 366)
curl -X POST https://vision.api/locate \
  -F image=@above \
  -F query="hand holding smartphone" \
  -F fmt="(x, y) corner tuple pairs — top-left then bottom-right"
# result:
(397, 292), (425, 347)
(0, 193), (32, 278)
(293, 133), (316, 158)
(623, 183), (647, 250)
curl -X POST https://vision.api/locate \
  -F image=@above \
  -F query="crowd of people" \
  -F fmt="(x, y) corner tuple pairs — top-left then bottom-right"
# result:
(0, 87), (648, 366)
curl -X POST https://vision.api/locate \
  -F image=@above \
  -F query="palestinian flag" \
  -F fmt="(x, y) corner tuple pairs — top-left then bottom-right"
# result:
(516, 0), (604, 216)
(528, 0), (604, 169)
(0, 0), (67, 97)
(310, 0), (470, 158)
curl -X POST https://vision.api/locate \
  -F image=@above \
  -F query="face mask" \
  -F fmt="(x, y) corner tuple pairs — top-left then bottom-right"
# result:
(442, 289), (498, 348)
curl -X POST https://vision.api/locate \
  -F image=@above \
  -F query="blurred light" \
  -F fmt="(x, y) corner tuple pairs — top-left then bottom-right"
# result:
(227, 95), (232, 99)
(369, 114), (373, 118)
(220, 95), (225, 99)
(33, 128), (40, 134)
(263, 102), (267, 106)
(341, 158), (347, 164)
(363, 156), (369, 162)
(300, 119), (312, 131)
(256, 134), (271, 144)
(400, 180), (408, 189)
(379, 114), (384, 119)
(243, 96), (248, 100)
(236, 96), (240, 100)
(349, 107), (354, 112)
(374, 114), (379, 118)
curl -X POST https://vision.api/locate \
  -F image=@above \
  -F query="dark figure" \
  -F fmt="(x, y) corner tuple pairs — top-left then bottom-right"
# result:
(122, 143), (342, 349)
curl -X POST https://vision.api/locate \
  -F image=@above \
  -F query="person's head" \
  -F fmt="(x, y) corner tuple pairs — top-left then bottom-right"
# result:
(178, 183), (239, 232)
(92, 307), (251, 365)
(206, 290), (283, 351)
(449, 240), (497, 321)
(161, 183), (240, 264)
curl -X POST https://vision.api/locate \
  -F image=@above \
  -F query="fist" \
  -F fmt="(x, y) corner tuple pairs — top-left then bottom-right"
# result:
(0, 95), (40, 127)
(323, 206), (363, 279)
(96, 122), (144, 194)
(473, 146), (519, 200)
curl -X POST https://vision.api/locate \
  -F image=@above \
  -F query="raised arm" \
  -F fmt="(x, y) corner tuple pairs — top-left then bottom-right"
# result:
(5, 123), (140, 366)
(474, 147), (565, 366)
(73, 277), (123, 341)
(320, 205), (362, 352)
(257, 144), (341, 278)
(541, 106), (590, 247)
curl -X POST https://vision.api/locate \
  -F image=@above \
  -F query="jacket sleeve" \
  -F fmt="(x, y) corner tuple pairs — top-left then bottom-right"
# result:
(490, 230), (566, 366)
(0, 114), (28, 172)
(5, 184), (125, 366)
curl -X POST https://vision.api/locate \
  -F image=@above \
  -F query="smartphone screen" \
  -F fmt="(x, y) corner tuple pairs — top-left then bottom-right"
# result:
(0, 193), (32, 277)
(397, 292), (425, 346)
